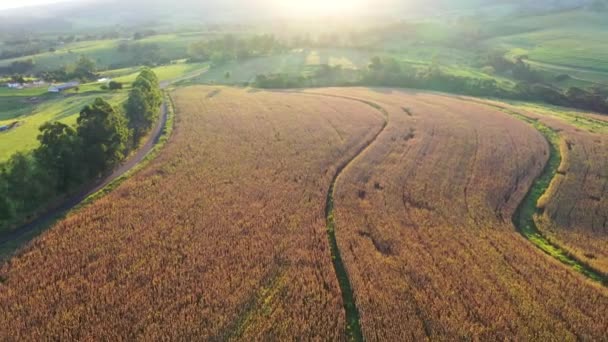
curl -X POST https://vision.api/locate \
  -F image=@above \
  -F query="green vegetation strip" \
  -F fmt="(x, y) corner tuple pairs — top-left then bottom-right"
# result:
(326, 184), (363, 341)
(0, 92), (175, 260)
(319, 94), (389, 341)
(509, 111), (608, 286)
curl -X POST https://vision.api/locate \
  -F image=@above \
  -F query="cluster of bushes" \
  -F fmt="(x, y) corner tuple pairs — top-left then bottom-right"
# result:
(101, 81), (123, 91)
(0, 59), (36, 75)
(254, 65), (359, 89)
(0, 68), (161, 231)
(0, 47), (42, 60)
(188, 34), (286, 65)
(116, 42), (171, 67)
(253, 55), (608, 114)
(478, 52), (542, 83)
(37, 55), (98, 82)
(254, 73), (307, 88)
(518, 84), (608, 113)
(365, 56), (608, 113)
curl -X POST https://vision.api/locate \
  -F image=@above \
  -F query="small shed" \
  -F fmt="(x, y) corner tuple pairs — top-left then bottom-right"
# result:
(48, 81), (80, 93)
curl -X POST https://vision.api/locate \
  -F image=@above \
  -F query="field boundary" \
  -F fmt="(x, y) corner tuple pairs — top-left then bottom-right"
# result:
(462, 99), (608, 286)
(299, 91), (390, 341)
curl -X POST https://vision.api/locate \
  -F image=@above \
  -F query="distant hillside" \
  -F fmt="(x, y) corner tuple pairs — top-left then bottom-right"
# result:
(0, 0), (596, 33)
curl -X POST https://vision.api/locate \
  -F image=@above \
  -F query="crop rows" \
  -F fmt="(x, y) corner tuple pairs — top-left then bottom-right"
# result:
(0, 86), (385, 340)
(479, 100), (608, 275)
(1, 87), (607, 340)
(306, 88), (608, 340)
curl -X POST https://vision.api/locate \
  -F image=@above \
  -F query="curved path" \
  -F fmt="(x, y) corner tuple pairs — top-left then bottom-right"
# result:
(303, 92), (390, 341)
(0, 67), (211, 254)
(507, 111), (608, 286)
(0, 97), (169, 251)
(459, 97), (608, 286)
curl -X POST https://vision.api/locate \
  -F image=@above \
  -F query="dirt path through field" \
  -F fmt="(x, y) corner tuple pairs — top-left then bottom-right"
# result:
(457, 97), (608, 286)
(0, 102), (168, 250)
(299, 91), (390, 341)
(0, 67), (213, 255)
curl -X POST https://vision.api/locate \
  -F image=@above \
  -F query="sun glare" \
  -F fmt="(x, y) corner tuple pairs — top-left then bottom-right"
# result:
(272, 0), (370, 16)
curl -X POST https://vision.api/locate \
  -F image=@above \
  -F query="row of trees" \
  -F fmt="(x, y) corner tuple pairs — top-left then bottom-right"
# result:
(38, 55), (98, 82)
(125, 68), (162, 144)
(253, 56), (608, 115)
(0, 68), (161, 231)
(364, 56), (608, 114)
(188, 34), (286, 65)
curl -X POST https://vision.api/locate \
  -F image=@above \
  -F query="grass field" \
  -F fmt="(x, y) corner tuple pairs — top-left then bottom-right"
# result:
(0, 34), (206, 72)
(188, 49), (374, 85)
(486, 10), (608, 84)
(0, 62), (207, 161)
(0, 90), (127, 161)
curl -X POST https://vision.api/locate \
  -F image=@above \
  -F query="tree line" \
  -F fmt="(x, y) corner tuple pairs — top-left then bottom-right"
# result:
(0, 68), (162, 232)
(187, 34), (286, 65)
(254, 55), (608, 115)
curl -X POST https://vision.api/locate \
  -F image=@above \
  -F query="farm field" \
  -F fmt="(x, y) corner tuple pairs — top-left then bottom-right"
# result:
(2, 0), (608, 339)
(304, 88), (608, 340)
(0, 86), (386, 339)
(478, 99), (608, 275)
(487, 10), (608, 83)
(1, 86), (607, 339)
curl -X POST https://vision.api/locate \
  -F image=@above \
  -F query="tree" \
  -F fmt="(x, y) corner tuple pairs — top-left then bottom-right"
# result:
(125, 68), (161, 145)
(35, 122), (81, 192)
(77, 98), (130, 177)
(134, 68), (161, 107)
(108, 81), (123, 90)
(369, 56), (383, 72)
(2, 152), (52, 214)
(125, 87), (153, 144)
(72, 55), (96, 81)
(10, 59), (35, 74)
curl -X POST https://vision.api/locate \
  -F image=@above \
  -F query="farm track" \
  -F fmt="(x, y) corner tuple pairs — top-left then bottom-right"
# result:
(0, 99), (170, 254)
(0, 69), (207, 256)
(300, 92), (390, 341)
(465, 100), (608, 286)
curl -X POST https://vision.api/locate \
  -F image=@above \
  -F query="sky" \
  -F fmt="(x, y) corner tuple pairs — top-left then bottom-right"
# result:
(0, 0), (76, 10)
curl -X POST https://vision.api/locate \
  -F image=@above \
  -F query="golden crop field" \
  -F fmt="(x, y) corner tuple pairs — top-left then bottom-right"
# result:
(0, 86), (385, 340)
(480, 100), (608, 275)
(540, 132), (608, 273)
(305, 88), (608, 340)
(1, 86), (607, 340)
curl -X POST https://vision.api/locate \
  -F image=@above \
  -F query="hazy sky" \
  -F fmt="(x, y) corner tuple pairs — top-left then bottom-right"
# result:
(0, 0), (76, 10)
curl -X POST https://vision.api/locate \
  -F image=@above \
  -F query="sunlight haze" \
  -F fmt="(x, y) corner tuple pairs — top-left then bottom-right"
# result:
(0, 0), (76, 10)
(1, 0), (607, 340)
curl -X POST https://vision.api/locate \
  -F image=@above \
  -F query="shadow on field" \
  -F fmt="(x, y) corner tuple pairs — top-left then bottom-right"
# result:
(206, 89), (222, 98)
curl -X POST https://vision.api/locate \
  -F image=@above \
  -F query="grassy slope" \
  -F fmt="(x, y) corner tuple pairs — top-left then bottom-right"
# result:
(0, 33), (204, 72)
(487, 10), (608, 83)
(0, 91), (127, 161)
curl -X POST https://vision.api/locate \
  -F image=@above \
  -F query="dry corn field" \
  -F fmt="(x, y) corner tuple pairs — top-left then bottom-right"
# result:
(481, 100), (608, 275)
(0, 86), (386, 340)
(1, 86), (608, 340)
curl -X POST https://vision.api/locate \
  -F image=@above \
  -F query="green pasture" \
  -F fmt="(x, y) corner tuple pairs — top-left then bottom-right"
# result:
(190, 48), (374, 84)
